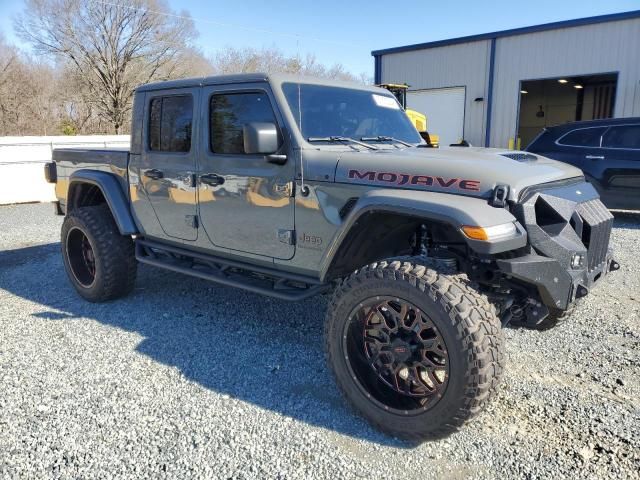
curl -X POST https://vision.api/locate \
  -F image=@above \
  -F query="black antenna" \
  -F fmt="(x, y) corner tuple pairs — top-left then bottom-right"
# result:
(296, 40), (309, 197)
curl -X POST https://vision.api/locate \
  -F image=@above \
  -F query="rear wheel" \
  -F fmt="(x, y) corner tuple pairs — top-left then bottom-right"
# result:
(61, 205), (136, 302)
(325, 259), (504, 440)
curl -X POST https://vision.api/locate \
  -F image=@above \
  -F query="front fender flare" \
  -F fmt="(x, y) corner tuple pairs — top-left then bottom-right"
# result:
(320, 189), (526, 280)
(68, 170), (138, 235)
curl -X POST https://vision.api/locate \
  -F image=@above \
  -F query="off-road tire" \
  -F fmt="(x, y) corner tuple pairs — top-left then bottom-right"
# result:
(325, 259), (504, 441)
(61, 204), (136, 302)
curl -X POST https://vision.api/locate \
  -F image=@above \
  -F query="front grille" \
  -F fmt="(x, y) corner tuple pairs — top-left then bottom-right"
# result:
(574, 199), (613, 271)
(517, 182), (613, 275)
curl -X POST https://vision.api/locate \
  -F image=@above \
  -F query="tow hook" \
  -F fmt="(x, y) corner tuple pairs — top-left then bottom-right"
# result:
(501, 298), (549, 328)
(575, 285), (589, 299)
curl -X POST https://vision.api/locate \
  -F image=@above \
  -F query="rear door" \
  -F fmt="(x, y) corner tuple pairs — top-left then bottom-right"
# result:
(599, 124), (640, 207)
(549, 126), (607, 172)
(197, 83), (295, 259)
(137, 88), (199, 241)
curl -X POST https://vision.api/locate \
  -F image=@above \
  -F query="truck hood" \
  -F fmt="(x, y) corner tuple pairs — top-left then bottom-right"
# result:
(333, 147), (583, 201)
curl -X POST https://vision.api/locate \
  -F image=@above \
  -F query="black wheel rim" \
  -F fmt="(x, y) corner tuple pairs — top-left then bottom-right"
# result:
(67, 227), (96, 288)
(343, 296), (449, 415)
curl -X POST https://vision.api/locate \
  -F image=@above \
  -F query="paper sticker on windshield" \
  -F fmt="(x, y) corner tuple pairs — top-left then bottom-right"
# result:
(372, 94), (400, 109)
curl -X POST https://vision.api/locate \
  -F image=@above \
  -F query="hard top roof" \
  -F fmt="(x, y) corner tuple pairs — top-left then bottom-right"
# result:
(136, 73), (383, 93)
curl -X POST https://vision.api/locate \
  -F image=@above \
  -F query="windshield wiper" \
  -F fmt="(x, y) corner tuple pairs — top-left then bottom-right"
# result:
(360, 136), (414, 147)
(308, 136), (378, 150)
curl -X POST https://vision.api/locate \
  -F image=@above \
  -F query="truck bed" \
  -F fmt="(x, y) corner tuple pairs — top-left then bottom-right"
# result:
(52, 147), (130, 210)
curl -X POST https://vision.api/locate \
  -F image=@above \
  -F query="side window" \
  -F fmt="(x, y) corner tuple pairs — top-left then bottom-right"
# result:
(210, 92), (278, 154)
(602, 125), (640, 149)
(557, 127), (606, 147)
(148, 95), (193, 153)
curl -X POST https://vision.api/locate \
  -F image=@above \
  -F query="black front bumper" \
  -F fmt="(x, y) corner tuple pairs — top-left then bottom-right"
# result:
(496, 250), (618, 310)
(498, 180), (617, 311)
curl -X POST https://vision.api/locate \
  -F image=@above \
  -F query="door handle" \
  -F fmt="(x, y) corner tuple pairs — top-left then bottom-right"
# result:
(585, 155), (605, 160)
(200, 173), (225, 186)
(144, 168), (164, 180)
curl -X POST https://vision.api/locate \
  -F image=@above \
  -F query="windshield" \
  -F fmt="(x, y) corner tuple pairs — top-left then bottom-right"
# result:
(282, 83), (423, 144)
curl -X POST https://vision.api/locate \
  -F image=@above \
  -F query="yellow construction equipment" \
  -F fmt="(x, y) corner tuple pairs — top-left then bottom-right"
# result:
(378, 83), (439, 147)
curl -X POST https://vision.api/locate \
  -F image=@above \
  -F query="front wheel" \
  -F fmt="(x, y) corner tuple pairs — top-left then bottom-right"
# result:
(325, 259), (504, 441)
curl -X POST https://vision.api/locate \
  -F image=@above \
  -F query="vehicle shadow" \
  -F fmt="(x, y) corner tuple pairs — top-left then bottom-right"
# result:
(0, 242), (407, 448)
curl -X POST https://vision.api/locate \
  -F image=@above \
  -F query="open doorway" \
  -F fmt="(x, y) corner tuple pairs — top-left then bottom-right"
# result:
(517, 73), (617, 147)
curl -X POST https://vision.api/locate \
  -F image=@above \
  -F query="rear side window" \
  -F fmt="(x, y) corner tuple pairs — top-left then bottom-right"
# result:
(148, 95), (193, 153)
(602, 125), (640, 149)
(210, 92), (278, 154)
(557, 127), (606, 147)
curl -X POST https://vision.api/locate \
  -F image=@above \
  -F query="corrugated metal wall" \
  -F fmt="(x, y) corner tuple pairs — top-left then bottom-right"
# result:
(379, 17), (640, 148)
(490, 18), (640, 147)
(380, 41), (491, 147)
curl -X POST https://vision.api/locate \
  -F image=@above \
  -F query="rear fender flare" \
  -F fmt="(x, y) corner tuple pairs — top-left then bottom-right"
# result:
(68, 170), (138, 235)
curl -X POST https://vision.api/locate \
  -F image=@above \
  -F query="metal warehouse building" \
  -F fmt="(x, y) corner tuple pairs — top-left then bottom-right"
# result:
(372, 10), (640, 149)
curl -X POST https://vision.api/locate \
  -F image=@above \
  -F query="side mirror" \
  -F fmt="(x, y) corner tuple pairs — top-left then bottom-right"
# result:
(243, 122), (280, 155)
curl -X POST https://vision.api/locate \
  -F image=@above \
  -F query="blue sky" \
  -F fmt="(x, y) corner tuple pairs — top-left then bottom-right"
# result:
(1, 0), (639, 75)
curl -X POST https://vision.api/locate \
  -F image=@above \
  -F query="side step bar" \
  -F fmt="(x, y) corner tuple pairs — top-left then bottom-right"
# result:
(135, 239), (330, 301)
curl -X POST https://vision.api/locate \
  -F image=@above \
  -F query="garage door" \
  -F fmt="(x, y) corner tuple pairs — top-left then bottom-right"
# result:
(407, 87), (466, 146)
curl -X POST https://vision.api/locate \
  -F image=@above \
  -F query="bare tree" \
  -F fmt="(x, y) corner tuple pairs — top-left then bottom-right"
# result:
(6, 5), (369, 137)
(0, 34), (60, 136)
(16, 0), (199, 133)
(211, 46), (371, 84)
(57, 66), (112, 134)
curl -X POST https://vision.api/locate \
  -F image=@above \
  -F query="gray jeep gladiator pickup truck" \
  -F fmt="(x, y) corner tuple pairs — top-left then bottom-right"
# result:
(44, 73), (618, 440)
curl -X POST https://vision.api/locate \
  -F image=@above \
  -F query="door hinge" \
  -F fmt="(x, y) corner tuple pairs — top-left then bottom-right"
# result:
(179, 173), (197, 188)
(274, 181), (295, 197)
(278, 229), (295, 245)
(185, 215), (198, 229)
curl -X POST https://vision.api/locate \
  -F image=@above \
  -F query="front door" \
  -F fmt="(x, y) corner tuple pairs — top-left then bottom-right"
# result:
(137, 88), (199, 241)
(197, 83), (295, 259)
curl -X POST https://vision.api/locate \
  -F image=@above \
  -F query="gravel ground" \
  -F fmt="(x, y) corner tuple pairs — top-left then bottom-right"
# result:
(0, 203), (638, 479)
